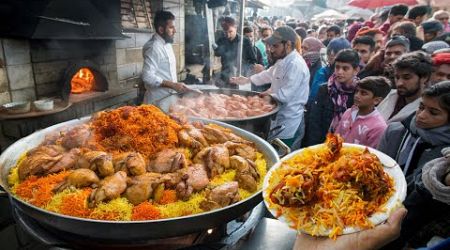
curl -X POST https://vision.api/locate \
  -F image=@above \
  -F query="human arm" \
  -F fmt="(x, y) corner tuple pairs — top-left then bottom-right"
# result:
(293, 207), (407, 250)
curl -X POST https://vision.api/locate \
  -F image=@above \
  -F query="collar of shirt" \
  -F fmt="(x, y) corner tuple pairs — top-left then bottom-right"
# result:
(154, 33), (168, 44)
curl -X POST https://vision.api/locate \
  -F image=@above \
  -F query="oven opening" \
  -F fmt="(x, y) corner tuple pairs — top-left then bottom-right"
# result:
(71, 67), (96, 94)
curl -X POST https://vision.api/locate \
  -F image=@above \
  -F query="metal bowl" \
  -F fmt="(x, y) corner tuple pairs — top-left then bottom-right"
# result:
(1, 101), (31, 114)
(0, 116), (279, 241)
(156, 89), (280, 139)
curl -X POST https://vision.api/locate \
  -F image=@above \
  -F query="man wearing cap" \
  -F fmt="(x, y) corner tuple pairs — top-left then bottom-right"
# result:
(430, 52), (450, 85)
(421, 20), (444, 43)
(230, 26), (310, 146)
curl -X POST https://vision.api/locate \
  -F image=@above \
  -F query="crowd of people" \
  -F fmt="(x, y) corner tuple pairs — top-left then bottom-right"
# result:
(141, 5), (450, 250)
(222, 4), (450, 250)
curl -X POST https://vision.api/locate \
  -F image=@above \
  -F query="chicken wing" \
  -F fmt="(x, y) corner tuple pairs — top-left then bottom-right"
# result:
(89, 171), (127, 207)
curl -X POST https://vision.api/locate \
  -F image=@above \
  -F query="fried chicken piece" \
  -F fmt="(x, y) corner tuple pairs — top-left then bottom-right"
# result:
(178, 124), (209, 153)
(53, 169), (99, 193)
(61, 124), (92, 150)
(200, 124), (250, 145)
(124, 173), (162, 205)
(89, 171), (127, 207)
(230, 156), (259, 192)
(77, 151), (114, 177)
(113, 152), (147, 176)
(176, 164), (210, 200)
(224, 141), (257, 161)
(269, 170), (317, 207)
(193, 145), (230, 178)
(51, 148), (83, 174)
(200, 182), (241, 211)
(18, 145), (67, 180)
(148, 148), (187, 174)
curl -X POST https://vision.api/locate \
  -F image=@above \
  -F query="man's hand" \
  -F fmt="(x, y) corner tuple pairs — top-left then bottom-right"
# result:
(162, 81), (192, 93)
(293, 207), (407, 250)
(230, 76), (251, 85)
(253, 64), (265, 73)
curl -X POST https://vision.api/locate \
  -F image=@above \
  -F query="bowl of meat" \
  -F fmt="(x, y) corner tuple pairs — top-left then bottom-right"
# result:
(156, 89), (280, 139)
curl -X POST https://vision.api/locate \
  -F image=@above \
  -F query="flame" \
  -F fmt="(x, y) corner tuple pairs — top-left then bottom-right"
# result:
(71, 68), (95, 94)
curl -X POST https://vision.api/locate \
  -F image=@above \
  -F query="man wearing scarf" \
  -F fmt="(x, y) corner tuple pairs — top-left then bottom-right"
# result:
(303, 49), (360, 147)
(301, 37), (325, 88)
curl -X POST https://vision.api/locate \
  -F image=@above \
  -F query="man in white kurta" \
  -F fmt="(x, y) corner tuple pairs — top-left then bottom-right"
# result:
(231, 27), (310, 144)
(141, 11), (193, 104)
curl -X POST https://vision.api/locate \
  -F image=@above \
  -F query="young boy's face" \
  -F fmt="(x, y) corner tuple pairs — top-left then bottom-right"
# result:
(354, 87), (382, 110)
(334, 61), (359, 85)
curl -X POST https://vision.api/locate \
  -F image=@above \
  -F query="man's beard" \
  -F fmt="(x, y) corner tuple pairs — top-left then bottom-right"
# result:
(162, 33), (174, 43)
(397, 82), (421, 98)
(271, 50), (287, 62)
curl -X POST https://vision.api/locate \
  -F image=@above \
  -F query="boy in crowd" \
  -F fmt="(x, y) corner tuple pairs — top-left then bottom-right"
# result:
(304, 49), (360, 146)
(332, 76), (391, 148)
(352, 36), (375, 66)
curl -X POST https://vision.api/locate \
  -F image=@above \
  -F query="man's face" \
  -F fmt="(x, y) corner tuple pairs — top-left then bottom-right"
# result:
(301, 43), (310, 54)
(269, 41), (288, 61)
(412, 15), (426, 26)
(261, 29), (272, 40)
(353, 43), (374, 65)
(327, 31), (337, 41)
(431, 64), (450, 84)
(424, 32), (437, 43)
(436, 13), (449, 26)
(160, 19), (176, 43)
(389, 14), (404, 24)
(374, 33), (384, 51)
(334, 61), (358, 84)
(224, 26), (237, 41)
(384, 45), (407, 65)
(244, 32), (254, 43)
(394, 68), (425, 98)
(416, 96), (448, 129)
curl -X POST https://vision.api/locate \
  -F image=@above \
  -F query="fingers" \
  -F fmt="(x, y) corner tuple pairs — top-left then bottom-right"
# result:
(385, 207), (407, 234)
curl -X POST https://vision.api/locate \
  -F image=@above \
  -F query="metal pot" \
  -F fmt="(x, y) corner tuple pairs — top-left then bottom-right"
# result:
(0, 116), (279, 241)
(156, 88), (280, 139)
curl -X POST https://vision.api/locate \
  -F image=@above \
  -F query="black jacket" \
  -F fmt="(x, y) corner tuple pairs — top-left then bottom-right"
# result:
(378, 114), (450, 249)
(302, 83), (355, 147)
(214, 34), (257, 85)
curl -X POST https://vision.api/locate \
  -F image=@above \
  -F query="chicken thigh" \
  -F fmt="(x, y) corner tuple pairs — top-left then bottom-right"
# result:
(77, 151), (114, 177)
(193, 145), (230, 178)
(113, 152), (146, 176)
(89, 171), (127, 207)
(124, 173), (162, 205)
(200, 181), (241, 211)
(53, 168), (100, 193)
(230, 156), (260, 192)
(148, 148), (187, 173)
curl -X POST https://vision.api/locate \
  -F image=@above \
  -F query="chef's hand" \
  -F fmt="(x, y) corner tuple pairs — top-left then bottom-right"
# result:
(163, 81), (192, 93)
(293, 207), (407, 250)
(230, 76), (251, 85)
(253, 64), (265, 73)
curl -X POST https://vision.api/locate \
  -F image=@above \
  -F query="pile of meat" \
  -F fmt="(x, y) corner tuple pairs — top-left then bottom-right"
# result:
(169, 93), (276, 119)
(17, 118), (261, 212)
